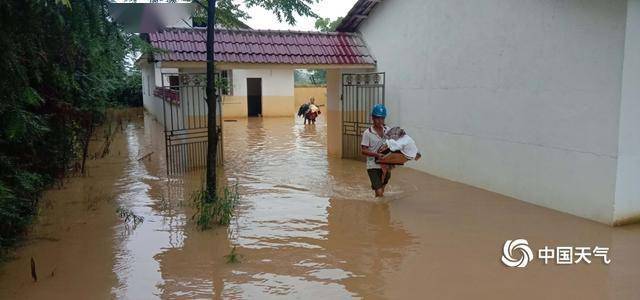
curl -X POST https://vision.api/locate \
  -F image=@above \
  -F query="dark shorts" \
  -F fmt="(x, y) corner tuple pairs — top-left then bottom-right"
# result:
(367, 168), (391, 190)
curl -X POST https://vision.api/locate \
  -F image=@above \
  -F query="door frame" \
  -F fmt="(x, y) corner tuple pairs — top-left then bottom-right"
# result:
(246, 77), (263, 117)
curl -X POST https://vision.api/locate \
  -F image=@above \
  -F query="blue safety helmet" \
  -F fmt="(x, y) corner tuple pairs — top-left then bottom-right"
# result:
(371, 104), (387, 118)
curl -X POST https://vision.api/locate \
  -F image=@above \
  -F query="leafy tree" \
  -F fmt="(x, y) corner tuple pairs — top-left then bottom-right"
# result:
(295, 69), (326, 86)
(0, 0), (321, 252)
(0, 0), (138, 253)
(308, 69), (326, 85)
(314, 16), (342, 32)
(141, 0), (318, 28)
(294, 70), (311, 85)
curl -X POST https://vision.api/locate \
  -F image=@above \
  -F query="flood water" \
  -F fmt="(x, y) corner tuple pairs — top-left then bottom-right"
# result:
(1, 108), (639, 299)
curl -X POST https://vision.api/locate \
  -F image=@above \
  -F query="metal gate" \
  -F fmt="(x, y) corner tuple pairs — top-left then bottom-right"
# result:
(160, 72), (223, 174)
(341, 72), (385, 160)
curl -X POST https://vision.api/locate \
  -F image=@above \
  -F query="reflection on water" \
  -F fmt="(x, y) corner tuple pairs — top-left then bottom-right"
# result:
(154, 117), (415, 299)
(1, 109), (639, 300)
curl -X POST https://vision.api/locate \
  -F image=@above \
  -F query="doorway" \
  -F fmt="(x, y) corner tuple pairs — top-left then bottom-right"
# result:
(247, 78), (262, 117)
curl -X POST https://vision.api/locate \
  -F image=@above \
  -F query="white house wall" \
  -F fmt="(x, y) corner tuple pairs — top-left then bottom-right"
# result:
(224, 69), (295, 117)
(144, 64), (296, 119)
(141, 61), (163, 124)
(614, 0), (640, 224)
(358, 0), (630, 224)
(232, 69), (294, 97)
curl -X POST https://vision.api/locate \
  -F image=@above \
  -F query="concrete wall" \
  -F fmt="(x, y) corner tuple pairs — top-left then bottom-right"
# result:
(221, 95), (247, 118)
(358, 0), (630, 224)
(141, 61), (163, 123)
(142, 64), (219, 129)
(227, 69), (295, 117)
(150, 67), (296, 118)
(326, 70), (342, 157)
(614, 0), (640, 225)
(141, 61), (184, 126)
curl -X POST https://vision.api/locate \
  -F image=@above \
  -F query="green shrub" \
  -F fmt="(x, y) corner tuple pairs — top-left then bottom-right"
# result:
(191, 184), (240, 230)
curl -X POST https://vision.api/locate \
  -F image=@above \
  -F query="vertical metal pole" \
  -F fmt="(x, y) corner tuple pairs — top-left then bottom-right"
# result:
(218, 92), (224, 165)
(351, 80), (355, 159)
(365, 81), (369, 129)
(341, 74), (344, 158)
(188, 84), (193, 130)
(196, 83), (201, 128)
(381, 72), (385, 106)
(355, 78), (360, 160)
(162, 73), (170, 175)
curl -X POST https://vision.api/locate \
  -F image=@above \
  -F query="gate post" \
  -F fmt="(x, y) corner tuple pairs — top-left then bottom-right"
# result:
(326, 69), (343, 158)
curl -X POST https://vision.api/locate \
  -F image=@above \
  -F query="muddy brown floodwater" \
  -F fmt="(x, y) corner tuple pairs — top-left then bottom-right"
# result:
(1, 108), (639, 299)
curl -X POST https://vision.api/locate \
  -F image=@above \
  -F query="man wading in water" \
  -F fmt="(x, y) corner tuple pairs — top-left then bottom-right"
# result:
(361, 104), (390, 197)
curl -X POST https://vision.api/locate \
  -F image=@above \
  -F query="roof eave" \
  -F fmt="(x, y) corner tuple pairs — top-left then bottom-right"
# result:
(336, 0), (382, 32)
(159, 61), (376, 70)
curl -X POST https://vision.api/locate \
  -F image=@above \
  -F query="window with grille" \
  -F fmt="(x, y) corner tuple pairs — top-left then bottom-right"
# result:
(168, 75), (180, 91)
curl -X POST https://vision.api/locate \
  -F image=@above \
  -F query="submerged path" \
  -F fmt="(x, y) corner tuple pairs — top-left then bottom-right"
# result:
(1, 109), (639, 299)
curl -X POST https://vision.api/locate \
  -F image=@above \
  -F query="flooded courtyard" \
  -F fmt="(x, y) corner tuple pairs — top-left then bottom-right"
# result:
(1, 109), (639, 299)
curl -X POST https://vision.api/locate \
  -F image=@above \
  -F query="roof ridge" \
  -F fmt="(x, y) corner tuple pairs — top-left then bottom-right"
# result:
(161, 26), (362, 37)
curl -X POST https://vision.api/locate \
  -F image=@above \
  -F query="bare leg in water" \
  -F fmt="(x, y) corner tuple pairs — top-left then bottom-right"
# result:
(381, 164), (388, 184)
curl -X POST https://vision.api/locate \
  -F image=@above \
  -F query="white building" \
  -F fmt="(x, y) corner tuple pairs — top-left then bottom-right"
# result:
(333, 0), (640, 225)
(139, 28), (373, 119)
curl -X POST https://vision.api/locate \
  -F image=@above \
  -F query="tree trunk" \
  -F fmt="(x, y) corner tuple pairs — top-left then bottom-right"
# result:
(205, 0), (218, 201)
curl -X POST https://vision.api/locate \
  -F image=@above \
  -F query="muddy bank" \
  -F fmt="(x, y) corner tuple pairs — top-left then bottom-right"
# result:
(0, 109), (140, 299)
(1, 110), (639, 299)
